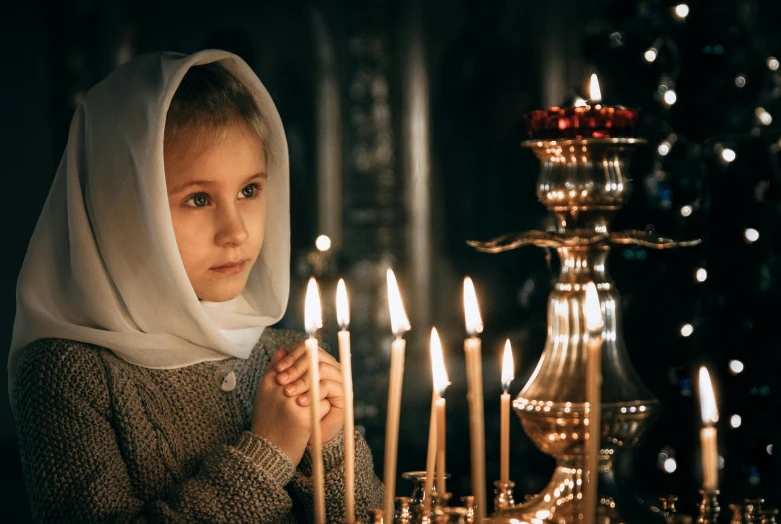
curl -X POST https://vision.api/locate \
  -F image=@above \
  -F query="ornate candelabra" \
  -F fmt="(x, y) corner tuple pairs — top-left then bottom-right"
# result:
(469, 137), (699, 523)
(365, 135), (778, 522)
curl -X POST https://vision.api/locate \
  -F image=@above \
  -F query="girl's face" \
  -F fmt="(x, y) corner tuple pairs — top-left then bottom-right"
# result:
(164, 122), (267, 302)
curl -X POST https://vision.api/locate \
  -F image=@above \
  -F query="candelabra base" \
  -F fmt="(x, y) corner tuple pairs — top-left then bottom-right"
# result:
(490, 465), (666, 523)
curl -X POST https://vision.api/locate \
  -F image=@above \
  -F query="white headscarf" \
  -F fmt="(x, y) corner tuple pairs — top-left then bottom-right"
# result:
(9, 50), (290, 402)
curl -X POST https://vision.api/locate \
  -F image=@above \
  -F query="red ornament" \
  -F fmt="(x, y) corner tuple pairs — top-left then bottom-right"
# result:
(526, 104), (639, 139)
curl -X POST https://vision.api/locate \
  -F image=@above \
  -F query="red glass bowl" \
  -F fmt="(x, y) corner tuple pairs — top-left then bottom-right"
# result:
(525, 105), (639, 139)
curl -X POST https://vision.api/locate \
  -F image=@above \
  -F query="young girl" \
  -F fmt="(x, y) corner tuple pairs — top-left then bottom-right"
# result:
(9, 49), (383, 522)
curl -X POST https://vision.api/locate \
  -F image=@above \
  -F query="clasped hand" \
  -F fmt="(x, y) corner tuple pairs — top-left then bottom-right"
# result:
(251, 342), (344, 465)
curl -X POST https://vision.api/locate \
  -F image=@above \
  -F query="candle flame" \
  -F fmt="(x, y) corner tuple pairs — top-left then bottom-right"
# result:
(590, 74), (602, 102)
(304, 277), (322, 335)
(501, 339), (514, 391)
(463, 277), (484, 336)
(336, 278), (350, 329)
(584, 282), (604, 332)
(698, 366), (719, 425)
(386, 269), (410, 336)
(430, 327), (450, 396)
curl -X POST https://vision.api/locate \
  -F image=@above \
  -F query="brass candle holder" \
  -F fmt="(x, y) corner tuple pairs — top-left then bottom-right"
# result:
(469, 137), (700, 523)
(696, 490), (720, 524)
(492, 481), (515, 511)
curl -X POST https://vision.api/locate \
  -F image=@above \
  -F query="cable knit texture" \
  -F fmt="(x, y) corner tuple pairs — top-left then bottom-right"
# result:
(13, 328), (383, 523)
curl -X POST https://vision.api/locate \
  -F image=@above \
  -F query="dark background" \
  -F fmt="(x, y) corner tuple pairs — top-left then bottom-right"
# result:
(1, 0), (779, 521)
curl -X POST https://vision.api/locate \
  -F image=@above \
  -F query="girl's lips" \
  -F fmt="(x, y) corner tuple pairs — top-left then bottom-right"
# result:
(210, 260), (246, 275)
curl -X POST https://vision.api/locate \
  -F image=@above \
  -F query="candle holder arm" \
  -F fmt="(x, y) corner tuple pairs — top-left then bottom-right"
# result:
(467, 230), (608, 253)
(609, 230), (702, 249)
(468, 229), (700, 254)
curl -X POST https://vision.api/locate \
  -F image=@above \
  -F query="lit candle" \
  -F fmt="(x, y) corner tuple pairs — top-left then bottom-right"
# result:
(583, 282), (604, 522)
(500, 340), (514, 483)
(304, 278), (326, 524)
(589, 73), (602, 102)
(336, 279), (355, 522)
(698, 366), (719, 492)
(383, 269), (410, 521)
(463, 277), (487, 521)
(430, 327), (450, 496)
(526, 73), (639, 140)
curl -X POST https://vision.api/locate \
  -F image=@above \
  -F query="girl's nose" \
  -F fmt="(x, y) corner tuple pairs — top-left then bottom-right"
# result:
(215, 205), (249, 247)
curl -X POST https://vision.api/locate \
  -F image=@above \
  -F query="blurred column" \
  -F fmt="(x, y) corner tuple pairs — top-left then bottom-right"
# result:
(312, 9), (343, 250)
(401, 0), (432, 332)
(537, 0), (587, 107)
(337, 0), (405, 458)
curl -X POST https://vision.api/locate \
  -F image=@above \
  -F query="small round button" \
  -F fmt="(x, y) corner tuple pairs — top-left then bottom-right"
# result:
(215, 369), (236, 392)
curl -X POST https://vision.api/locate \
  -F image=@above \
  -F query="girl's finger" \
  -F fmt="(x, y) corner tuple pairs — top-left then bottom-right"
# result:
(319, 399), (332, 419)
(275, 340), (308, 372)
(276, 351), (310, 385)
(277, 339), (337, 373)
(266, 348), (287, 371)
(280, 359), (342, 389)
(317, 361), (343, 383)
(319, 379), (344, 409)
(297, 379), (343, 407)
(282, 377), (306, 397)
(317, 349), (339, 367)
(305, 401), (333, 442)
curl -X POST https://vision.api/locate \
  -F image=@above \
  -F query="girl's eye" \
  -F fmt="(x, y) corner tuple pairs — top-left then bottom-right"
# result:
(240, 183), (260, 199)
(186, 193), (209, 208)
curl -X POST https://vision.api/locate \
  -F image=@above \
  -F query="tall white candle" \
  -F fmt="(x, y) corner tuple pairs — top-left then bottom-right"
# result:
(383, 270), (411, 521)
(463, 277), (487, 521)
(304, 278), (325, 524)
(424, 390), (438, 512)
(436, 397), (447, 496)
(336, 279), (355, 522)
(698, 366), (720, 492)
(500, 340), (514, 483)
(583, 282), (604, 522)
(430, 328), (450, 497)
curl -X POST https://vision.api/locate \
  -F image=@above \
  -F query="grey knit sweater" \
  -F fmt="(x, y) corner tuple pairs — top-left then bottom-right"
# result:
(13, 328), (383, 523)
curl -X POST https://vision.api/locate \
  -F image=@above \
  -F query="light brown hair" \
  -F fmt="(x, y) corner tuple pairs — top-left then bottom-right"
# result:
(165, 62), (268, 157)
